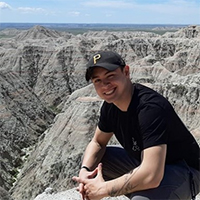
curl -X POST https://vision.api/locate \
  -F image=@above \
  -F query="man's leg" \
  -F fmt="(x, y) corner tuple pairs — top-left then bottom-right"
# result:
(129, 162), (200, 200)
(101, 145), (200, 200)
(101, 145), (140, 180)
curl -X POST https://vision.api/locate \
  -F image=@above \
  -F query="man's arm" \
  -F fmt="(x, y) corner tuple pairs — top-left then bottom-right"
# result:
(81, 126), (113, 171)
(73, 126), (113, 200)
(106, 144), (167, 196)
(79, 144), (167, 200)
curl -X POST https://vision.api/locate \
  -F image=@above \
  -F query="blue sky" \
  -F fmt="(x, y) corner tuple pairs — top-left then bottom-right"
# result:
(0, 0), (199, 24)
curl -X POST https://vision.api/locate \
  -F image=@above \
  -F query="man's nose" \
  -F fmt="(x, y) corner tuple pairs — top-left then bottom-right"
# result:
(101, 79), (111, 87)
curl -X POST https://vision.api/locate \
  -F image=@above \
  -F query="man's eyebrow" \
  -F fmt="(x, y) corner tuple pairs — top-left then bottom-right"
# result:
(92, 71), (114, 79)
(91, 75), (99, 79)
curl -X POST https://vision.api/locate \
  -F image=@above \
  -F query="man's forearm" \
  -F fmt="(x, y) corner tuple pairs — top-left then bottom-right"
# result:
(106, 165), (160, 197)
(82, 140), (106, 170)
(107, 168), (139, 197)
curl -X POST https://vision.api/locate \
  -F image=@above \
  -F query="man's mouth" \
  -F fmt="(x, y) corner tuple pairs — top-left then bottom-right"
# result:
(104, 89), (115, 95)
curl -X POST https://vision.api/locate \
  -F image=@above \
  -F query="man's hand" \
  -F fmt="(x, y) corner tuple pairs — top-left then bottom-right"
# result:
(83, 163), (107, 200)
(72, 167), (96, 200)
(72, 163), (107, 200)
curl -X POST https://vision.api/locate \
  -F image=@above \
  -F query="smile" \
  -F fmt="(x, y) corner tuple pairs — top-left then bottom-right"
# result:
(104, 89), (115, 95)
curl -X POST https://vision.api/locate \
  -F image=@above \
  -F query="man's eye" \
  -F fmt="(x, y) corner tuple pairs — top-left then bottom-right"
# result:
(94, 79), (101, 83)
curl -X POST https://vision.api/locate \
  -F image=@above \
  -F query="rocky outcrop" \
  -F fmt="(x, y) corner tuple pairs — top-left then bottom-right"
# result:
(34, 188), (129, 200)
(15, 25), (62, 40)
(163, 25), (200, 38)
(9, 85), (103, 199)
(34, 188), (200, 200)
(0, 70), (55, 191)
(0, 187), (13, 200)
(0, 25), (199, 200)
(0, 28), (22, 38)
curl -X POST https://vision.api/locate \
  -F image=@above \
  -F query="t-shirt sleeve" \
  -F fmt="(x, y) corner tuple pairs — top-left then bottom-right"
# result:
(98, 102), (113, 133)
(138, 103), (168, 149)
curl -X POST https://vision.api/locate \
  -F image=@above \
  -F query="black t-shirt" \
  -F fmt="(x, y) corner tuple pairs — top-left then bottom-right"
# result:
(98, 83), (200, 171)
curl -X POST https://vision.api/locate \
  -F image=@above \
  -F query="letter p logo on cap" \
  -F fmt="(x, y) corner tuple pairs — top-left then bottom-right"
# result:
(93, 54), (101, 64)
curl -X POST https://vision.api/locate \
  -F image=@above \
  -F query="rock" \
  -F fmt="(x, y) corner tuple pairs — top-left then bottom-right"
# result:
(9, 85), (103, 200)
(34, 188), (129, 200)
(15, 25), (62, 40)
(163, 25), (200, 38)
(0, 187), (13, 200)
(34, 188), (200, 200)
(44, 187), (54, 194)
(0, 28), (22, 38)
(0, 70), (55, 190)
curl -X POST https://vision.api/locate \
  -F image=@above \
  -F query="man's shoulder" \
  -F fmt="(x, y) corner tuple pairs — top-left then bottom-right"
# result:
(134, 83), (166, 101)
(133, 83), (171, 112)
(134, 83), (156, 93)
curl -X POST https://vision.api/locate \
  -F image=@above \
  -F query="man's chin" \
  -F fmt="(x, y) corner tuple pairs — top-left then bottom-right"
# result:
(104, 98), (115, 104)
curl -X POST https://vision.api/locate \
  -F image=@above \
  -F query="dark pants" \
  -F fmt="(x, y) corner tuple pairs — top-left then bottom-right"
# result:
(101, 146), (200, 200)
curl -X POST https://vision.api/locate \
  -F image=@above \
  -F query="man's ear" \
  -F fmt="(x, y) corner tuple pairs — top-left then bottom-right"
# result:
(124, 65), (130, 77)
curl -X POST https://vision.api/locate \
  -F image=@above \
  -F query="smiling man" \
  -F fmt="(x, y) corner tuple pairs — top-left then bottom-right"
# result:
(73, 51), (200, 200)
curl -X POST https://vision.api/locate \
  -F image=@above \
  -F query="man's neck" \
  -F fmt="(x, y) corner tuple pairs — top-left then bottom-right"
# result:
(114, 82), (133, 112)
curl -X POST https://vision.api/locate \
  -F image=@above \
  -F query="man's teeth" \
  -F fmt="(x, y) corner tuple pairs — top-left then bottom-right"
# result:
(105, 89), (114, 95)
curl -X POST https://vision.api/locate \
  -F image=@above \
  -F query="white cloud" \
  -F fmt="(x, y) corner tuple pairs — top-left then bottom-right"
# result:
(82, 1), (134, 8)
(0, 2), (11, 9)
(68, 11), (80, 17)
(17, 7), (46, 14)
(105, 13), (112, 17)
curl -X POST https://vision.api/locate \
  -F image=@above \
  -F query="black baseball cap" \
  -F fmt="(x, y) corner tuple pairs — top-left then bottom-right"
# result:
(85, 51), (126, 81)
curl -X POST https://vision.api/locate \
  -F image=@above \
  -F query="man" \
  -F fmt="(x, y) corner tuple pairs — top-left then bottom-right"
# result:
(73, 51), (200, 200)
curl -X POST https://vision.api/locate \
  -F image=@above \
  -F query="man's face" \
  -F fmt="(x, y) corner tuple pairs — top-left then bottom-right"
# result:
(91, 66), (130, 104)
